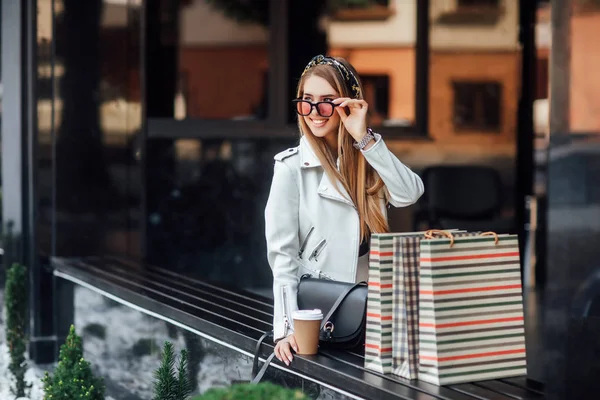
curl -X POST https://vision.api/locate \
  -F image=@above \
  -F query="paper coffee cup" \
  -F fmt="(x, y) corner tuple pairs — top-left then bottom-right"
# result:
(292, 309), (323, 355)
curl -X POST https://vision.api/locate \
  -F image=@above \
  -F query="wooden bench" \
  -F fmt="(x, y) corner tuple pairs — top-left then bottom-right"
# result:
(51, 256), (545, 400)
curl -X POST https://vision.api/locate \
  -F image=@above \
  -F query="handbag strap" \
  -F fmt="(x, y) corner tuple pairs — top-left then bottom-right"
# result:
(320, 281), (367, 333)
(251, 330), (275, 384)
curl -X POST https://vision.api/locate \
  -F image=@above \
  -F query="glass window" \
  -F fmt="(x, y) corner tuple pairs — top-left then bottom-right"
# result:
(145, 136), (297, 295)
(177, 0), (269, 120)
(43, 0), (143, 257)
(327, 0), (417, 130)
(423, 0), (520, 230)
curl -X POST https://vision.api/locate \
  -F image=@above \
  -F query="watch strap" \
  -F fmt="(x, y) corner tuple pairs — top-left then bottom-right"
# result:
(353, 128), (375, 150)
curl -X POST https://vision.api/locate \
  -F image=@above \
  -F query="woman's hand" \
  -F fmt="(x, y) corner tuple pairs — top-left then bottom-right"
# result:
(333, 97), (369, 142)
(274, 334), (298, 366)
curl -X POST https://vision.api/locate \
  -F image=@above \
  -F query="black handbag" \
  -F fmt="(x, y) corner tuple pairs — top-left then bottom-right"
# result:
(251, 274), (368, 383)
(297, 274), (368, 348)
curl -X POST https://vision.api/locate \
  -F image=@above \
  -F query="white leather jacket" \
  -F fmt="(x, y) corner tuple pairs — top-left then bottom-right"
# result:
(264, 133), (424, 340)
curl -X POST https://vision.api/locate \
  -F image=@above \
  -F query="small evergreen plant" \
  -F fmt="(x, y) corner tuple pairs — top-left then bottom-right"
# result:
(42, 324), (105, 400)
(5, 263), (30, 397)
(193, 382), (307, 400)
(152, 341), (192, 400)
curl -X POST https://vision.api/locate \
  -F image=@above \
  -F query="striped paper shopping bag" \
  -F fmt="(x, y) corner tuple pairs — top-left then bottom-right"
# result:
(365, 231), (463, 374)
(418, 232), (527, 385)
(392, 231), (474, 380)
(364, 233), (397, 374)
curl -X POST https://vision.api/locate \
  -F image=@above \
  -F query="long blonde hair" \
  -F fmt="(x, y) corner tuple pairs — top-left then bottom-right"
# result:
(297, 57), (390, 241)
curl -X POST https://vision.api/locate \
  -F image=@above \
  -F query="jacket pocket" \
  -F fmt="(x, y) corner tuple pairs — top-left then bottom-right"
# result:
(298, 226), (315, 259)
(308, 239), (327, 262)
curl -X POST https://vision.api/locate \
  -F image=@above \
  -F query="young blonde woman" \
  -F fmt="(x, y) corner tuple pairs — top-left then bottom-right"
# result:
(265, 55), (424, 366)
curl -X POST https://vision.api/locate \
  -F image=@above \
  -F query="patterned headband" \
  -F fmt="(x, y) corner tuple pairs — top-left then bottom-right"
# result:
(301, 54), (361, 99)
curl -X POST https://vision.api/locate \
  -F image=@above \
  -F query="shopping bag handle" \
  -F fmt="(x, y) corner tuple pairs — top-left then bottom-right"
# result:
(424, 229), (454, 247)
(424, 230), (500, 247)
(480, 231), (499, 245)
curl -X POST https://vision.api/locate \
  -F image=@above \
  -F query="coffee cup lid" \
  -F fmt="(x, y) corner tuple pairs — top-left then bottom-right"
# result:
(292, 309), (323, 321)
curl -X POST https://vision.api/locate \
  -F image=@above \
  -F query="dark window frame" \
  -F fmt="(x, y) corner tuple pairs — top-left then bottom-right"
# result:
(535, 56), (549, 100)
(437, 0), (503, 25)
(457, 0), (500, 9)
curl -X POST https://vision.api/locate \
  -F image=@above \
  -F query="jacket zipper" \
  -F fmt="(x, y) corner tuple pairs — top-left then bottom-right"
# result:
(281, 285), (291, 336)
(350, 212), (360, 279)
(308, 239), (327, 262)
(298, 227), (315, 259)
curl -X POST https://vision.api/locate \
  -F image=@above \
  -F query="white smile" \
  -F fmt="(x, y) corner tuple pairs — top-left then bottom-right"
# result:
(311, 119), (327, 127)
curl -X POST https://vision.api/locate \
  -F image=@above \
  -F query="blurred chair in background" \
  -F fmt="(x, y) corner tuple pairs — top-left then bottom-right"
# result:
(413, 165), (514, 234)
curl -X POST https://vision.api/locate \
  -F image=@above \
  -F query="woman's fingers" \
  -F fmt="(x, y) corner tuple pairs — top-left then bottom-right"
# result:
(281, 342), (294, 365)
(335, 106), (348, 121)
(339, 99), (368, 109)
(333, 97), (368, 106)
(274, 334), (299, 367)
(274, 342), (283, 362)
(274, 340), (294, 366)
(332, 97), (350, 105)
(288, 335), (299, 353)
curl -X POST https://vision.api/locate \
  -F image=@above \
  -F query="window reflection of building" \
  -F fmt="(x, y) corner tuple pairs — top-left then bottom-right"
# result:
(331, 0), (393, 21)
(178, 0), (269, 120)
(570, 0), (600, 133)
(452, 81), (502, 132)
(534, 0), (600, 134)
(166, 0), (532, 186)
(361, 75), (397, 127)
(328, 1), (417, 129)
(37, 0), (143, 147)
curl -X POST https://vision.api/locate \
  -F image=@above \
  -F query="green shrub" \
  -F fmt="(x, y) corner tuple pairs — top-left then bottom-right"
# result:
(42, 325), (105, 400)
(5, 263), (30, 397)
(193, 382), (307, 400)
(152, 341), (192, 400)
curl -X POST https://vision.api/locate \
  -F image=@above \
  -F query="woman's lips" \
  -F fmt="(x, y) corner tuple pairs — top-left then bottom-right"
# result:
(310, 118), (327, 128)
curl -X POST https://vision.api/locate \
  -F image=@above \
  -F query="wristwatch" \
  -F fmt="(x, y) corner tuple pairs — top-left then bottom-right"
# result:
(353, 128), (376, 150)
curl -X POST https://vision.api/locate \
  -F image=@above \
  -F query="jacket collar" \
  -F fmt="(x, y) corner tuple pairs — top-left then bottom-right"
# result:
(299, 136), (355, 208)
(299, 135), (322, 169)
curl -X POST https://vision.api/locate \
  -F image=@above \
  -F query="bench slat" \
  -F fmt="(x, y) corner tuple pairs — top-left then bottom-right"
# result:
(63, 258), (271, 334)
(82, 258), (273, 323)
(499, 378), (544, 395)
(321, 349), (481, 400)
(106, 256), (274, 310)
(474, 381), (544, 400)
(448, 384), (514, 400)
